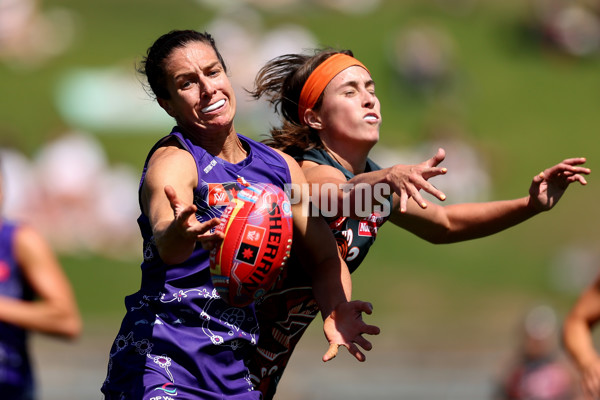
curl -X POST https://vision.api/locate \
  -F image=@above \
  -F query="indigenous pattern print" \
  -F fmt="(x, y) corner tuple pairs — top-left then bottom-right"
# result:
(102, 129), (291, 400)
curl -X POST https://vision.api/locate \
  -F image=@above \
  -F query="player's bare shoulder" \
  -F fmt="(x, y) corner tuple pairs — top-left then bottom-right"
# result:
(299, 160), (346, 185)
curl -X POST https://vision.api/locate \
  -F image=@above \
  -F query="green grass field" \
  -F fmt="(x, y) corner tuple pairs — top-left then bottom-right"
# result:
(2, 0), (599, 354)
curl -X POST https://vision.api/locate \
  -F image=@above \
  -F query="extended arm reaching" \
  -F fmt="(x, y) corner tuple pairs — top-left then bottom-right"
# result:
(391, 157), (590, 244)
(141, 142), (224, 264)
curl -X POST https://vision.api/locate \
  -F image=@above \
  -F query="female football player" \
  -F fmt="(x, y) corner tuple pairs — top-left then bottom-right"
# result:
(248, 48), (590, 399)
(100, 30), (380, 400)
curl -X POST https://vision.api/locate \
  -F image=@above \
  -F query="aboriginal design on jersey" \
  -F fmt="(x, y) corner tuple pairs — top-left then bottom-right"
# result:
(102, 129), (291, 399)
(248, 286), (317, 397)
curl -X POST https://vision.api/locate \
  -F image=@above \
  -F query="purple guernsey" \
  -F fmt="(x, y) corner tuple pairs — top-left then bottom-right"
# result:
(101, 129), (291, 400)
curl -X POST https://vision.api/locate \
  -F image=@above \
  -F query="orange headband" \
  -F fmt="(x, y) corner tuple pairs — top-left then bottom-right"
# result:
(298, 53), (369, 123)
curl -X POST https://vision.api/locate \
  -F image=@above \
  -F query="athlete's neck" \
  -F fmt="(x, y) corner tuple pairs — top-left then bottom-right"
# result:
(322, 141), (371, 174)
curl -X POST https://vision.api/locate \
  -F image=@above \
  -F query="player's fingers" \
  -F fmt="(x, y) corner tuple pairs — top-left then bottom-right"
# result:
(399, 191), (409, 213)
(584, 379), (600, 400)
(547, 162), (590, 178)
(205, 217), (222, 228)
(198, 230), (224, 242)
(422, 166), (448, 181)
(561, 157), (587, 166)
(353, 335), (373, 351)
(345, 343), (366, 362)
(590, 373), (600, 392)
(200, 229), (225, 249)
(426, 148), (446, 168)
(361, 323), (381, 336)
(200, 239), (218, 251)
(569, 165), (591, 174)
(587, 370), (600, 394)
(576, 175), (588, 185)
(564, 174), (588, 186)
(322, 343), (340, 362)
(350, 300), (373, 315)
(408, 189), (428, 209)
(178, 204), (198, 221)
(533, 171), (545, 183)
(193, 218), (221, 236)
(419, 180), (446, 201)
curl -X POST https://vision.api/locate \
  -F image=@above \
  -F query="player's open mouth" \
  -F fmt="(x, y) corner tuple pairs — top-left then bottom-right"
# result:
(202, 99), (226, 113)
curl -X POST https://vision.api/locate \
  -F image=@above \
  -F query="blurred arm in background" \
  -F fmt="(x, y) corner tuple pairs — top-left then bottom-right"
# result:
(563, 273), (600, 400)
(0, 222), (81, 339)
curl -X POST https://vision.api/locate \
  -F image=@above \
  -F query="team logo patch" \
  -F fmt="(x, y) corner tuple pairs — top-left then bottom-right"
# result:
(153, 382), (177, 396)
(234, 225), (266, 265)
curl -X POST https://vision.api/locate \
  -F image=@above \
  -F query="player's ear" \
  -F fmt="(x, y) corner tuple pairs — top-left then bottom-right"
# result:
(304, 109), (322, 130)
(158, 98), (176, 118)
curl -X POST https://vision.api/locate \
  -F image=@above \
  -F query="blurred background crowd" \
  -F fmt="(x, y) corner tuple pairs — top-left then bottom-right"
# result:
(6, 0), (600, 256)
(1, 0), (600, 399)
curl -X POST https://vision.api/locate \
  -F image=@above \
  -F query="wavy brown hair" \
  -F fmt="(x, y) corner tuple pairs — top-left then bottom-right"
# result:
(250, 49), (354, 157)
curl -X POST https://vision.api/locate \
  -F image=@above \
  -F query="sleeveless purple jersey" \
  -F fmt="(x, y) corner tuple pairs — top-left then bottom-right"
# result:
(101, 129), (291, 400)
(0, 221), (34, 399)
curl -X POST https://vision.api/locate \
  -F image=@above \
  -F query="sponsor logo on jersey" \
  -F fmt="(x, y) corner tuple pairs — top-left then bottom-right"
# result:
(357, 213), (385, 237)
(153, 382), (177, 396)
(203, 159), (217, 174)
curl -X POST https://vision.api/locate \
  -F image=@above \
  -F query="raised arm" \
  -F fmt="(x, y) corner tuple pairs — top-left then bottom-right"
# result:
(141, 141), (223, 265)
(564, 274), (600, 400)
(276, 149), (380, 362)
(300, 148), (447, 219)
(390, 157), (590, 243)
(0, 224), (81, 339)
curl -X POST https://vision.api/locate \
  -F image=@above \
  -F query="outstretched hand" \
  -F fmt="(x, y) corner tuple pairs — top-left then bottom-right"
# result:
(390, 148), (448, 213)
(322, 300), (380, 363)
(529, 157), (590, 212)
(164, 185), (224, 250)
(580, 358), (600, 400)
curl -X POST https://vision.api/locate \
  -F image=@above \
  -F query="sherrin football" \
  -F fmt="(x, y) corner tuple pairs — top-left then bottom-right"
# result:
(209, 183), (293, 307)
